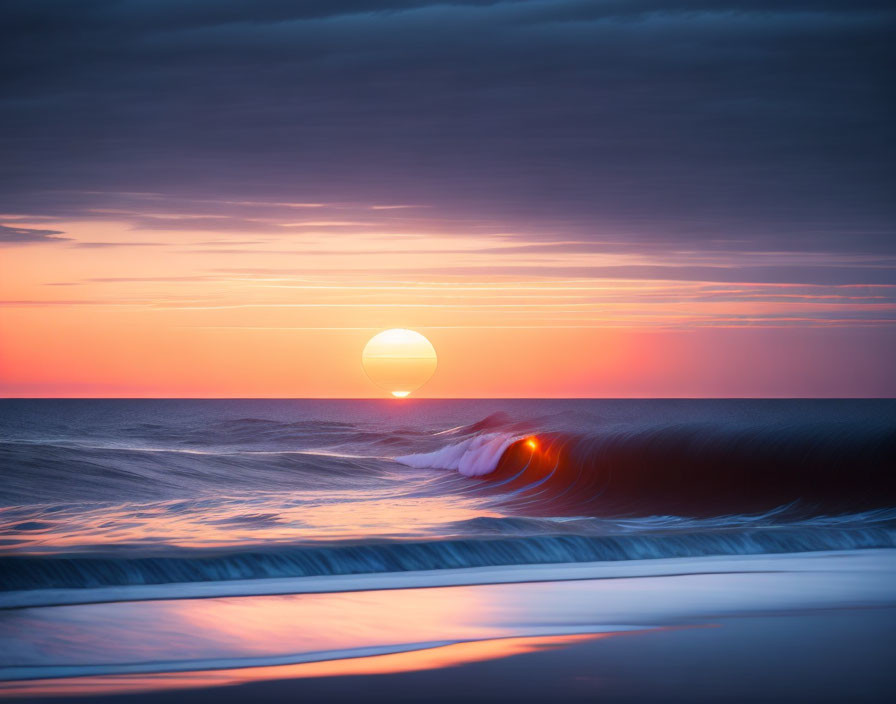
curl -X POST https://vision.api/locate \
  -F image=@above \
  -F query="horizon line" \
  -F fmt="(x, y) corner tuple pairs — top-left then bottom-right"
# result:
(2, 396), (894, 401)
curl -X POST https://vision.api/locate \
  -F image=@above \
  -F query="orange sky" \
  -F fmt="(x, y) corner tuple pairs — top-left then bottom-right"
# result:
(2, 204), (895, 397)
(2, 2), (894, 398)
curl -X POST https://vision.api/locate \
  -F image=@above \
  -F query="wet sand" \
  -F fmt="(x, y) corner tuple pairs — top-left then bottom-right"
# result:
(1, 550), (894, 702)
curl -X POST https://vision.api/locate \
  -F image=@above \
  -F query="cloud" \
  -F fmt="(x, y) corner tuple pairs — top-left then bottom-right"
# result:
(70, 241), (165, 248)
(210, 263), (896, 287)
(86, 275), (213, 282)
(0, 1), (893, 258)
(0, 224), (70, 244)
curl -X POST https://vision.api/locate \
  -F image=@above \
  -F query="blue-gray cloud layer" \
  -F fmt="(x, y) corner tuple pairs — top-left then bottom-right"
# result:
(1, 1), (893, 254)
(0, 224), (69, 243)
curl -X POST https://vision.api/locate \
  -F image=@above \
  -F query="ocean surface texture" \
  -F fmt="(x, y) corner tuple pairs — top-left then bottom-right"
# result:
(1, 399), (894, 598)
(2, 399), (896, 699)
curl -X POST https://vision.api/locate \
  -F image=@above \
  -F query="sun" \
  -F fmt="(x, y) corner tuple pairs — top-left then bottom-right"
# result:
(361, 329), (438, 398)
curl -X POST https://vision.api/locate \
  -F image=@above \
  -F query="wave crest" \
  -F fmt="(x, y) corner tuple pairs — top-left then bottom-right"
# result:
(395, 432), (523, 476)
(3, 525), (894, 595)
(402, 419), (896, 518)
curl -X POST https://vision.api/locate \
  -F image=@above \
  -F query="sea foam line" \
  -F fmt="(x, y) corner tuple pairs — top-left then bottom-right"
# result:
(2, 549), (893, 610)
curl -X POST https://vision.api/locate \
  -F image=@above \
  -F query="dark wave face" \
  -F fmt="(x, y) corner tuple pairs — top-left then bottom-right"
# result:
(484, 423), (896, 518)
(1, 399), (894, 599)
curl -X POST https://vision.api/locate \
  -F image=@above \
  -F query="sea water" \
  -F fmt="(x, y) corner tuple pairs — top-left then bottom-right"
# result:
(1, 399), (895, 694)
(1, 399), (894, 597)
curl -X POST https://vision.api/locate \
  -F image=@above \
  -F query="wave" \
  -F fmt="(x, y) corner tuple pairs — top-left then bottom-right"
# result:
(0, 439), (376, 459)
(444, 507), (896, 536)
(3, 404), (896, 591)
(2, 523), (894, 593)
(402, 420), (896, 518)
(0, 440), (387, 504)
(395, 433), (523, 476)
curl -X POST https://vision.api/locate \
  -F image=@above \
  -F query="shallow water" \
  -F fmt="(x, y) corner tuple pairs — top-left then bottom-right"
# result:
(1, 550), (893, 697)
(1, 399), (895, 598)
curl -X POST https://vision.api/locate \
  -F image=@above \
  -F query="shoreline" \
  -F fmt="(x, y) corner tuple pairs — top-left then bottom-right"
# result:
(3, 609), (894, 702)
(1, 549), (894, 700)
(4, 548), (894, 610)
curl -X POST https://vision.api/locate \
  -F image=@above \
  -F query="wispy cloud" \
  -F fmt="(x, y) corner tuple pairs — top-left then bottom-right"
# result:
(85, 276), (215, 283)
(0, 224), (70, 244)
(69, 241), (166, 249)
(279, 221), (376, 228)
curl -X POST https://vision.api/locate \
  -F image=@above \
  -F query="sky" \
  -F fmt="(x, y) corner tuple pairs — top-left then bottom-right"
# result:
(1, 0), (895, 397)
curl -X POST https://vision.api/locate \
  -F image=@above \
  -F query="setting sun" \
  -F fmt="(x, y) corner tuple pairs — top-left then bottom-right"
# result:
(361, 329), (438, 398)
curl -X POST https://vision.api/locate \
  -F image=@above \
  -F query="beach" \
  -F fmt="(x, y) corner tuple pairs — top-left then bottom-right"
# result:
(1, 549), (894, 702)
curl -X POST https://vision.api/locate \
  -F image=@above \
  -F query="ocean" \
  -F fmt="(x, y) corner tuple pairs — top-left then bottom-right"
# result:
(1, 399), (895, 700)
(2, 398), (895, 595)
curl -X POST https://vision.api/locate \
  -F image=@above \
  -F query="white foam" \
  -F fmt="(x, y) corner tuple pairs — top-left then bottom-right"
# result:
(4, 549), (893, 610)
(394, 432), (522, 476)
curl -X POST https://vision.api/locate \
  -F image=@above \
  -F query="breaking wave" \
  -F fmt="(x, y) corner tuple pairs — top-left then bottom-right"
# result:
(398, 420), (896, 518)
(3, 522), (894, 594)
(396, 433), (523, 476)
(2, 399), (896, 596)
